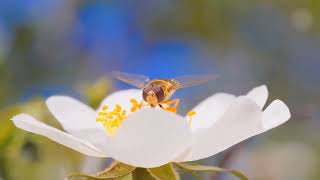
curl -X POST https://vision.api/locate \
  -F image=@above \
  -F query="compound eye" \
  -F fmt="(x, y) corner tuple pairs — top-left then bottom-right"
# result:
(142, 85), (165, 102)
(142, 88), (149, 101)
(155, 87), (165, 102)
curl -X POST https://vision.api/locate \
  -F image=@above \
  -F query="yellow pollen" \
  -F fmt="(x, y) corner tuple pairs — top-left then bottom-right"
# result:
(96, 104), (128, 136)
(115, 104), (121, 111)
(102, 105), (108, 111)
(187, 111), (197, 126)
(97, 98), (197, 135)
(130, 99), (140, 112)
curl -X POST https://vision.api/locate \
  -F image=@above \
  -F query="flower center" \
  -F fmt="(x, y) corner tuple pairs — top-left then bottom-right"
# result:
(96, 104), (127, 136)
(96, 98), (196, 136)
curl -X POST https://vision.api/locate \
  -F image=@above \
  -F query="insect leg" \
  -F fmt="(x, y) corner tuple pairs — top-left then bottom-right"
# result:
(164, 99), (180, 113)
(171, 99), (180, 109)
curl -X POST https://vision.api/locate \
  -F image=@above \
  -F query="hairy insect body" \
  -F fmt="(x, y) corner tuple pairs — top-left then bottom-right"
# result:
(142, 80), (177, 107)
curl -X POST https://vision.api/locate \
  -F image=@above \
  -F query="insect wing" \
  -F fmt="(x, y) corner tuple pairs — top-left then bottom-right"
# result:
(112, 71), (150, 88)
(173, 74), (217, 89)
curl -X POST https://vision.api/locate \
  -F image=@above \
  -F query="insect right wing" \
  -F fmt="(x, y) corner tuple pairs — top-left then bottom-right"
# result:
(172, 74), (217, 90)
(112, 71), (150, 89)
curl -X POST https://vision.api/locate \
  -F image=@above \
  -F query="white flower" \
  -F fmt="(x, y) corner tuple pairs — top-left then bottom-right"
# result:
(12, 85), (290, 168)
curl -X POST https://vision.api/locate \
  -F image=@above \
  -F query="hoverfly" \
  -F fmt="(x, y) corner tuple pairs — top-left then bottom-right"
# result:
(112, 71), (216, 110)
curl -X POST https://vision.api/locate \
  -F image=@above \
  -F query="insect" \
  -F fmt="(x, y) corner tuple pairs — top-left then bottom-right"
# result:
(112, 71), (216, 111)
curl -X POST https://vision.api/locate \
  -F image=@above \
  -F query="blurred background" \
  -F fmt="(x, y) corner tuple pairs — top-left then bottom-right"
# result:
(0, 0), (319, 180)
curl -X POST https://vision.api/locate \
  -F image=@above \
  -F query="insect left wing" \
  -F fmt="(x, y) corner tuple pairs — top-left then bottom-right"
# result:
(112, 71), (150, 89)
(172, 74), (217, 89)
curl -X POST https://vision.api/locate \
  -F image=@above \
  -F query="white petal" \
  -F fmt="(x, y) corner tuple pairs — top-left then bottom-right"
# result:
(106, 109), (192, 168)
(187, 93), (236, 132)
(98, 89), (143, 113)
(46, 96), (102, 134)
(262, 100), (291, 130)
(12, 114), (106, 157)
(180, 97), (263, 162)
(246, 85), (268, 108)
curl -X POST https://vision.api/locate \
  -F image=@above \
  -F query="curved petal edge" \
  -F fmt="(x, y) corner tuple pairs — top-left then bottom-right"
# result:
(12, 113), (107, 157)
(179, 97), (263, 162)
(46, 96), (101, 134)
(246, 85), (268, 108)
(263, 99), (291, 130)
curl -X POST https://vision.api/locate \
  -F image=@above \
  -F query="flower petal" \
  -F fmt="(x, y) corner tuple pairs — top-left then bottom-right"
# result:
(179, 97), (263, 162)
(46, 96), (102, 134)
(262, 100), (291, 130)
(246, 85), (268, 108)
(105, 109), (192, 168)
(187, 93), (236, 132)
(12, 114), (106, 157)
(98, 89), (143, 113)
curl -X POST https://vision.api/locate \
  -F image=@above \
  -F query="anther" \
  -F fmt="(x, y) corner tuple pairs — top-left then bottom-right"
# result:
(187, 111), (197, 126)
(102, 105), (108, 111)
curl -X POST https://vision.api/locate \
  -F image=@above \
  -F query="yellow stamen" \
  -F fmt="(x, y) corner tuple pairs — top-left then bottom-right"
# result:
(130, 99), (140, 112)
(187, 111), (196, 117)
(130, 98), (139, 105)
(97, 98), (197, 136)
(102, 105), (108, 111)
(96, 104), (128, 136)
(115, 104), (121, 111)
(187, 111), (197, 125)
